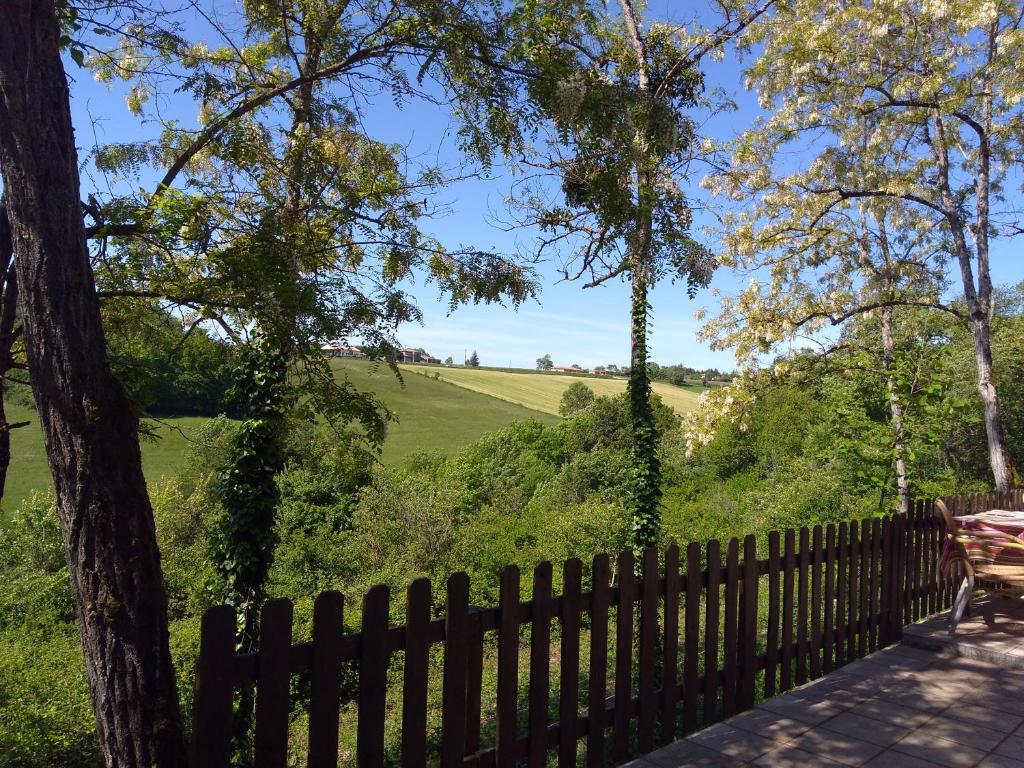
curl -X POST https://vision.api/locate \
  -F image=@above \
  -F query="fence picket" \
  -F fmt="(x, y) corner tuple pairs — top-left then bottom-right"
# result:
(309, 591), (345, 768)
(193, 605), (236, 768)
(441, 573), (470, 767)
(848, 522), (860, 661)
(858, 519), (869, 659)
(703, 540), (722, 727)
(780, 530), (795, 691)
(869, 519), (881, 652)
(559, 559), (583, 768)
(357, 586), (389, 768)
(796, 527), (810, 686)
(637, 548), (658, 753)
(497, 566), (521, 768)
(723, 538), (740, 716)
(765, 532), (781, 696)
(256, 598), (293, 768)
(810, 526), (823, 679)
(661, 545), (680, 742)
(682, 542), (701, 733)
(587, 555), (611, 768)
(613, 552), (634, 760)
(401, 581), (429, 768)
(529, 562), (553, 768)
(836, 523), (848, 667)
(739, 535), (759, 711)
(823, 525), (836, 672)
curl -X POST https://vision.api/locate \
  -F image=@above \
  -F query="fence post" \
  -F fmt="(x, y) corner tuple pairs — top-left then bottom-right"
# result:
(309, 591), (344, 767)
(738, 535), (759, 712)
(255, 598), (293, 768)
(559, 558), (583, 768)
(193, 605), (236, 768)
(496, 566), (521, 768)
(441, 572), (470, 767)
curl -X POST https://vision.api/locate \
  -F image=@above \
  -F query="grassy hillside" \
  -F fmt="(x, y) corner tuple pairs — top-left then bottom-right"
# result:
(4, 360), (557, 512)
(401, 364), (703, 416)
(328, 358), (559, 462)
(5, 402), (214, 514)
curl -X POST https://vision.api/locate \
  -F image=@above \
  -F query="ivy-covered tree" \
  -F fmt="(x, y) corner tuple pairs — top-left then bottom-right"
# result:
(503, 0), (718, 551)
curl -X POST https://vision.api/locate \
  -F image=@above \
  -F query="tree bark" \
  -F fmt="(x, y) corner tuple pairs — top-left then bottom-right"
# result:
(0, 3), (186, 766)
(879, 306), (910, 515)
(0, 205), (21, 501)
(929, 108), (1016, 491)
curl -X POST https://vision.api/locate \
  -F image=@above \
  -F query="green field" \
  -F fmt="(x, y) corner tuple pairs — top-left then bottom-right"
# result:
(4, 360), (557, 512)
(328, 358), (559, 461)
(401, 364), (703, 415)
(5, 402), (216, 513)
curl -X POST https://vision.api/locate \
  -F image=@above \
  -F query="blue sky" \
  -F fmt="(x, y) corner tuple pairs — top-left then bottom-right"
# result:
(61, 4), (1024, 372)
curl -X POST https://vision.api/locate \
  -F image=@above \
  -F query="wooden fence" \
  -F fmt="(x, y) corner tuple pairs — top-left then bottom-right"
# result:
(192, 490), (1024, 767)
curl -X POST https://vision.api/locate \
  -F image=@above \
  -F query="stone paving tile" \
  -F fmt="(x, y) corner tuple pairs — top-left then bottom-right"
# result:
(891, 731), (989, 768)
(751, 744), (846, 767)
(644, 739), (745, 768)
(919, 714), (1007, 752)
(819, 710), (912, 747)
(978, 756), (1024, 768)
(994, 733), (1024, 760)
(758, 693), (850, 724)
(966, 689), (1024, 717)
(853, 697), (937, 729)
(724, 707), (811, 742)
(939, 702), (1024, 734)
(686, 722), (781, 762)
(783, 726), (885, 767)
(863, 749), (945, 767)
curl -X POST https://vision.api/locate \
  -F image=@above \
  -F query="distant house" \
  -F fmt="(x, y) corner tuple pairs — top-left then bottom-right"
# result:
(592, 367), (609, 376)
(322, 343), (363, 358)
(398, 348), (441, 364)
(551, 364), (585, 374)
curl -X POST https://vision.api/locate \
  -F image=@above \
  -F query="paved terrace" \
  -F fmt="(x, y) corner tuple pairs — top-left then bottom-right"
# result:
(628, 597), (1024, 768)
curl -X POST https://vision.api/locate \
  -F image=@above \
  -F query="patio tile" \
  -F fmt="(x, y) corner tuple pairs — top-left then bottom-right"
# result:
(967, 690), (1024, 717)
(938, 702), (1023, 734)
(758, 693), (849, 724)
(994, 734), (1024, 759)
(978, 757), (1024, 768)
(916, 714), (1006, 751)
(784, 727), (885, 766)
(864, 749), (945, 768)
(686, 722), (781, 762)
(725, 707), (811, 741)
(645, 740), (745, 768)
(854, 697), (937, 729)
(820, 710), (912, 747)
(891, 731), (989, 768)
(751, 744), (846, 767)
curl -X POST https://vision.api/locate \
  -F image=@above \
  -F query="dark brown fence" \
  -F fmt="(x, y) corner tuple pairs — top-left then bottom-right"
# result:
(192, 489), (1024, 767)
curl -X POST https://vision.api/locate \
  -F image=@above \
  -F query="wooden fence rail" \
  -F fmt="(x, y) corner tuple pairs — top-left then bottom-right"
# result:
(192, 489), (1024, 767)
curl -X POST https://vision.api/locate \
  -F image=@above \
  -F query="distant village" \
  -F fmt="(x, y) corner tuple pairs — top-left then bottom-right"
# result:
(320, 342), (733, 383)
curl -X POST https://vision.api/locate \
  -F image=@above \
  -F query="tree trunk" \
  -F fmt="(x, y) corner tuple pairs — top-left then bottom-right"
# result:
(0, 4), (186, 766)
(879, 306), (910, 515)
(0, 206), (18, 501)
(969, 307), (1014, 490)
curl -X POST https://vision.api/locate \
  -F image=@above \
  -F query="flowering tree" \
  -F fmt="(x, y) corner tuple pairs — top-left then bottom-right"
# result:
(701, 0), (1024, 490)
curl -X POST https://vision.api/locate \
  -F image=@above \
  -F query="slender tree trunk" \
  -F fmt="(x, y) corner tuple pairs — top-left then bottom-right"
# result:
(879, 306), (910, 515)
(930, 108), (1016, 491)
(619, 0), (662, 553)
(0, 4), (186, 766)
(0, 206), (20, 501)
